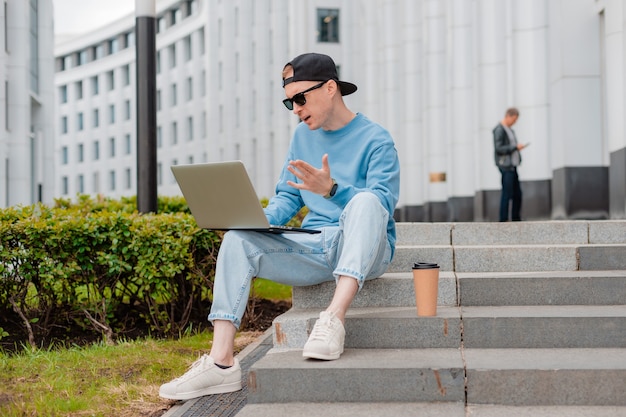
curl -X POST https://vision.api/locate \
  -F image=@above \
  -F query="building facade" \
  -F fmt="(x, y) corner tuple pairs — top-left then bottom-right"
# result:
(1, 0), (55, 208)
(53, 0), (626, 221)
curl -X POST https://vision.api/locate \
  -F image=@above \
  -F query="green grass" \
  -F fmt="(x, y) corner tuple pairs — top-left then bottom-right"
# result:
(0, 279), (292, 417)
(252, 278), (292, 301)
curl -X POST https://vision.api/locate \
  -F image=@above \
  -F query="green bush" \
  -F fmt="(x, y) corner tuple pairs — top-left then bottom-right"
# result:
(0, 196), (219, 348)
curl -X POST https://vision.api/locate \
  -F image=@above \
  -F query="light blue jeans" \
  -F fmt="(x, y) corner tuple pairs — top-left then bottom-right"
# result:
(208, 192), (392, 329)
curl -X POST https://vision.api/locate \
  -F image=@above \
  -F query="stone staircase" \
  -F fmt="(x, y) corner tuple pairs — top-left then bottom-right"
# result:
(235, 221), (626, 417)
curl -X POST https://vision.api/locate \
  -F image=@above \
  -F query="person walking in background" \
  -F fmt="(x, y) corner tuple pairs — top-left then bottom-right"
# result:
(159, 53), (400, 401)
(493, 107), (528, 222)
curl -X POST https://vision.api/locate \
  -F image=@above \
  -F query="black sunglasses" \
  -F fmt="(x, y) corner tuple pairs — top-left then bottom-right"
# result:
(282, 81), (327, 110)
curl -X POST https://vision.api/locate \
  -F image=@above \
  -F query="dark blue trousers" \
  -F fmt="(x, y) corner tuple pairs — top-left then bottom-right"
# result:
(499, 167), (522, 222)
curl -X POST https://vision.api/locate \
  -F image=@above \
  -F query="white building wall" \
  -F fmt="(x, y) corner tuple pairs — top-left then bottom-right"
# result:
(0, 0), (54, 208)
(548, 0), (603, 169)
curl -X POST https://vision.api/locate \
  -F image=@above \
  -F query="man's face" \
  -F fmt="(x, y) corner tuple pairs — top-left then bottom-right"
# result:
(505, 114), (519, 127)
(283, 70), (333, 130)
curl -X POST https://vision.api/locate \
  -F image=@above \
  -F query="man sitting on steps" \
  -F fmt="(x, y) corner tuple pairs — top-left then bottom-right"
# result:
(159, 52), (401, 401)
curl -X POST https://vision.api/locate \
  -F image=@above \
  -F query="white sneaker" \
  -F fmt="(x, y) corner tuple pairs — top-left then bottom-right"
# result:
(159, 355), (242, 401)
(302, 311), (345, 360)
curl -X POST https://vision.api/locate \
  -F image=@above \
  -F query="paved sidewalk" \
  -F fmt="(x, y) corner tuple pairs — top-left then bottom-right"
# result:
(163, 330), (273, 417)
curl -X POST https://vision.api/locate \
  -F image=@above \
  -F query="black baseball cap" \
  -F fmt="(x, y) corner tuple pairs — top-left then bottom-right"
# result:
(282, 53), (357, 96)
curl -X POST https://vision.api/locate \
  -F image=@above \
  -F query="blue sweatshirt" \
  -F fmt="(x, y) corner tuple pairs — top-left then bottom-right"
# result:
(264, 113), (400, 256)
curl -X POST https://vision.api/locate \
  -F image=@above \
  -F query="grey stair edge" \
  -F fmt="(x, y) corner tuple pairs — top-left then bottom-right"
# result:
(247, 348), (465, 404)
(466, 349), (626, 406)
(466, 405), (626, 417)
(464, 348), (626, 370)
(252, 347), (464, 370)
(272, 306), (461, 350)
(461, 305), (626, 317)
(456, 270), (626, 278)
(236, 402), (466, 417)
(291, 272), (457, 309)
(395, 220), (626, 246)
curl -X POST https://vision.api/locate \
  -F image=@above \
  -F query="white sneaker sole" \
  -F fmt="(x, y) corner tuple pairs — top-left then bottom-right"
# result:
(302, 348), (343, 361)
(159, 380), (243, 401)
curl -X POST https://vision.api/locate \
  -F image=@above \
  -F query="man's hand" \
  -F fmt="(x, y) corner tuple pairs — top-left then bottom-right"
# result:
(287, 154), (334, 196)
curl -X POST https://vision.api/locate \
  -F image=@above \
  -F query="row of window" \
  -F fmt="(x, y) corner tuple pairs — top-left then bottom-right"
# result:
(61, 134), (132, 165)
(60, 101), (132, 134)
(59, 66), (131, 103)
(56, 0), (200, 72)
(60, 154), (204, 195)
(61, 113), (207, 165)
(58, 28), (205, 106)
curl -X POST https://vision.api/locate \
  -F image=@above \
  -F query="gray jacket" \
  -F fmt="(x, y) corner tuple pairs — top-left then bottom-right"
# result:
(493, 123), (521, 169)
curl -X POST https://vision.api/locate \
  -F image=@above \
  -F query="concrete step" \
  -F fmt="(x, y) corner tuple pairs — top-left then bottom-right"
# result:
(272, 305), (626, 350)
(291, 271), (456, 310)
(392, 221), (626, 273)
(389, 243), (626, 273)
(465, 348), (626, 406)
(235, 402), (465, 417)
(272, 306), (461, 350)
(236, 403), (626, 417)
(459, 270), (626, 306)
(462, 305), (626, 348)
(246, 348), (465, 404)
(246, 348), (626, 406)
(291, 270), (626, 311)
(395, 220), (626, 246)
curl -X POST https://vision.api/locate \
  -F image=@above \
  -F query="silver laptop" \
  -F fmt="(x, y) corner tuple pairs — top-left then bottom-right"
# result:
(170, 161), (320, 234)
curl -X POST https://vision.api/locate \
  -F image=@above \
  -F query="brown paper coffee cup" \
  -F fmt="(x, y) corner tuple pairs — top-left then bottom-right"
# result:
(412, 262), (440, 316)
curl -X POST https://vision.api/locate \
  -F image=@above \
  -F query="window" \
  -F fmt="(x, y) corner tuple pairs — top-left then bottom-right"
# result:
(62, 176), (68, 195)
(77, 143), (84, 162)
(157, 16), (166, 33)
(63, 55), (72, 69)
(109, 170), (116, 191)
(184, 35), (192, 61)
(317, 9), (340, 43)
(93, 108), (99, 127)
(108, 38), (119, 54)
(198, 27), (205, 55)
(61, 116), (68, 134)
(107, 70), (115, 90)
(171, 83), (177, 106)
(61, 146), (68, 165)
(157, 126), (162, 148)
(122, 64), (130, 86)
(124, 31), (135, 48)
(124, 100), (131, 120)
(91, 76), (99, 95)
(109, 137), (115, 157)
(59, 85), (68, 103)
(169, 44), (176, 68)
(171, 121), (178, 144)
(93, 140), (100, 160)
(93, 44), (104, 59)
(156, 50), (161, 74)
(186, 77), (193, 101)
(125, 134), (131, 154)
(187, 116), (193, 141)
(109, 104), (115, 124)
(93, 172), (100, 193)
(77, 174), (84, 193)
(77, 50), (88, 66)
(125, 168), (131, 189)
(75, 81), (83, 100)
(201, 111), (206, 139)
(157, 89), (162, 111)
(77, 112), (84, 131)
